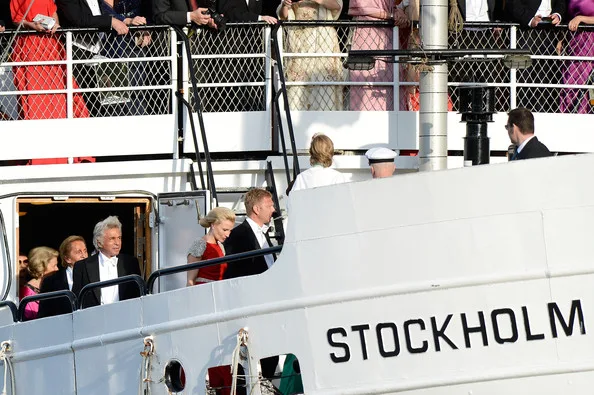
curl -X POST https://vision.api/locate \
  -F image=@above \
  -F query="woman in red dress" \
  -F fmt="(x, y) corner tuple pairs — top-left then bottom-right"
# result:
(187, 207), (236, 286)
(11, 0), (88, 119)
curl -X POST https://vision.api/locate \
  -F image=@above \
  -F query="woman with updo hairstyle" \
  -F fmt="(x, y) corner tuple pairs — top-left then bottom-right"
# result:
(291, 133), (347, 192)
(187, 207), (236, 286)
(19, 246), (59, 320)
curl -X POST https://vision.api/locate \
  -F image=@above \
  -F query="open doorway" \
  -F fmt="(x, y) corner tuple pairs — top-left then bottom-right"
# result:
(17, 197), (152, 278)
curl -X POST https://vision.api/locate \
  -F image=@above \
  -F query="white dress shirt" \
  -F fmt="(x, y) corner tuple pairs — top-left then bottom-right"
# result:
(86, 0), (102, 16)
(98, 252), (120, 304)
(466, 0), (490, 22)
(246, 217), (275, 268)
(291, 165), (347, 192)
(66, 266), (74, 291)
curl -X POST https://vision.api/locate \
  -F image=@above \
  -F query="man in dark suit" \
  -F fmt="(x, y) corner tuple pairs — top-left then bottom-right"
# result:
(456, 0), (497, 22)
(72, 216), (142, 308)
(506, 107), (552, 160)
(153, 0), (214, 26)
(217, 0), (277, 23)
(224, 188), (276, 279)
(504, 0), (565, 27)
(38, 236), (89, 318)
(56, 0), (128, 32)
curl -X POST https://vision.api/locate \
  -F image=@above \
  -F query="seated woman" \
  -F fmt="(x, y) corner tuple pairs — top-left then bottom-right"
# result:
(19, 246), (59, 320)
(292, 133), (347, 191)
(186, 207), (236, 286)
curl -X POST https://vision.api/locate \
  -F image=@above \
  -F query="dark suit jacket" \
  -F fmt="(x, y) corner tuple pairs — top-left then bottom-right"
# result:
(504, 0), (566, 27)
(456, 0), (496, 21)
(56, 0), (112, 29)
(223, 220), (268, 279)
(38, 268), (73, 318)
(515, 136), (552, 160)
(71, 253), (141, 308)
(217, 0), (261, 22)
(153, 0), (190, 25)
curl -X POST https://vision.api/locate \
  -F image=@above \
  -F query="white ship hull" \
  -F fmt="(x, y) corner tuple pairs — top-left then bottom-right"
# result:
(0, 154), (592, 394)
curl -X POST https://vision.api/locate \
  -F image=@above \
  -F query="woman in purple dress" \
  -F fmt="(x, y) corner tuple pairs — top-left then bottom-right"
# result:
(560, 0), (594, 114)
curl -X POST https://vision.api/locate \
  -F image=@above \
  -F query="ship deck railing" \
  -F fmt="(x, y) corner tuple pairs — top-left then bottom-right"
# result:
(0, 22), (592, 161)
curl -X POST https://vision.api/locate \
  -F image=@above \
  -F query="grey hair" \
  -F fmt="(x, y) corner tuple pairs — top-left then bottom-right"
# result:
(93, 216), (122, 250)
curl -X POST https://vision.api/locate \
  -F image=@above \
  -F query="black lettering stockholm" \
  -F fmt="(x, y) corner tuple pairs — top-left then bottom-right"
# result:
(491, 308), (519, 344)
(376, 322), (400, 357)
(430, 315), (458, 352)
(404, 319), (428, 353)
(461, 311), (488, 348)
(327, 327), (350, 363)
(351, 324), (371, 360)
(522, 306), (545, 341)
(548, 300), (586, 338)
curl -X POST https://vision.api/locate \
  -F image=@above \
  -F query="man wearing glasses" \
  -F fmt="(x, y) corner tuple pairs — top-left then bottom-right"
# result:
(506, 107), (552, 161)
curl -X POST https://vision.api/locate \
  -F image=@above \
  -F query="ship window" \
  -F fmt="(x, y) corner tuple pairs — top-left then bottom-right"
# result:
(164, 359), (186, 392)
(16, 197), (152, 294)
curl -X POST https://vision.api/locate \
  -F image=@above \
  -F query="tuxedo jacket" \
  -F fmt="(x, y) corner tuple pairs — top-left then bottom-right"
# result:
(217, 0), (262, 22)
(504, 0), (566, 27)
(456, 0), (496, 21)
(71, 253), (141, 308)
(515, 136), (552, 160)
(56, 0), (112, 29)
(153, 0), (191, 25)
(223, 220), (268, 279)
(38, 269), (73, 318)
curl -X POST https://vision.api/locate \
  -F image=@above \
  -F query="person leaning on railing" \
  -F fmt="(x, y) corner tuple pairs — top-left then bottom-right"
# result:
(277, 0), (343, 110)
(152, 0), (216, 27)
(348, 0), (409, 110)
(10, 0), (90, 120)
(100, 0), (152, 116)
(559, 1), (594, 114)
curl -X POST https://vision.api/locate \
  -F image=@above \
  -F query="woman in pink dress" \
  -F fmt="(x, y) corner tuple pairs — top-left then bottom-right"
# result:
(348, 0), (397, 110)
(560, 0), (594, 114)
(11, 0), (89, 119)
(19, 247), (59, 320)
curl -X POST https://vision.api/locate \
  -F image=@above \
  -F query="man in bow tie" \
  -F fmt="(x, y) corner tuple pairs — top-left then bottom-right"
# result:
(72, 216), (141, 308)
(224, 188), (277, 279)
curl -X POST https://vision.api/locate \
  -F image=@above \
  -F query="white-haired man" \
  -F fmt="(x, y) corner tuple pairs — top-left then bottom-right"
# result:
(365, 147), (397, 179)
(72, 216), (141, 308)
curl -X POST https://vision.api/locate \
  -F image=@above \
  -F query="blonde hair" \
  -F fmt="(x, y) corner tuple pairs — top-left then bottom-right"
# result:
(244, 188), (272, 216)
(199, 207), (236, 228)
(309, 133), (334, 168)
(27, 247), (59, 279)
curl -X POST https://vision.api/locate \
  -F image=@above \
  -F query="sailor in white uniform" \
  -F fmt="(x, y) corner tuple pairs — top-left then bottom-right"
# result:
(365, 147), (397, 178)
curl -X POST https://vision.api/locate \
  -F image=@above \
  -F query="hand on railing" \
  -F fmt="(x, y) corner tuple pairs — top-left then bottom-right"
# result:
(111, 17), (129, 35)
(568, 16), (594, 32)
(261, 15), (278, 25)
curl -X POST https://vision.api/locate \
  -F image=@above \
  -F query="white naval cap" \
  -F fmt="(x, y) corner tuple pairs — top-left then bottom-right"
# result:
(365, 147), (397, 164)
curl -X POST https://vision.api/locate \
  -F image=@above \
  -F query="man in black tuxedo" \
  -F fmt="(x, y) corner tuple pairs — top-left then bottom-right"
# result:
(72, 216), (142, 308)
(38, 236), (89, 318)
(218, 0), (277, 23)
(506, 107), (552, 160)
(56, 0), (128, 32)
(153, 0), (214, 26)
(224, 188), (276, 279)
(456, 0), (498, 22)
(504, 0), (565, 27)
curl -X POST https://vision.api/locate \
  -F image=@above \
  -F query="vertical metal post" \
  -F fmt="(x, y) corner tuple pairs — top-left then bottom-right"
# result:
(174, 28), (184, 160)
(393, 26), (399, 111)
(419, 0), (449, 171)
(66, 31), (74, 120)
(510, 26), (518, 109)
